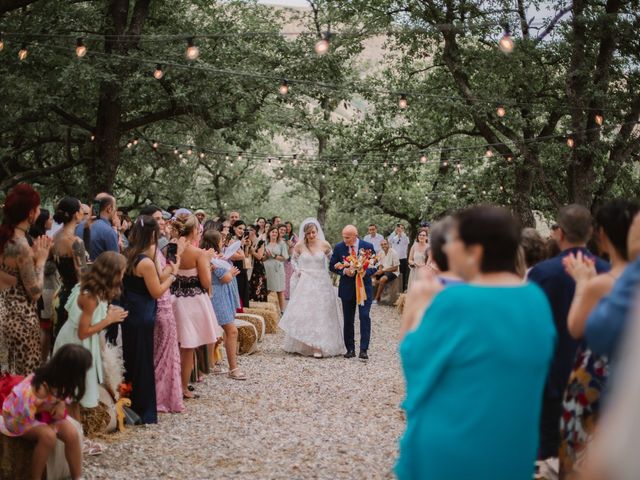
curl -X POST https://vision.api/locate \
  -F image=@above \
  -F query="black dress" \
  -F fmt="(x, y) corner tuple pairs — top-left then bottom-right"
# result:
(53, 256), (78, 341)
(122, 255), (158, 424)
(249, 240), (268, 302)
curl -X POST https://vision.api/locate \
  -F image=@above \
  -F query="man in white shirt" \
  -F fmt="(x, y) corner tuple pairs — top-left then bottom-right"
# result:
(372, 239), (400, 303)
(363, 223), (384, 253)
(388, 223), (410, 291)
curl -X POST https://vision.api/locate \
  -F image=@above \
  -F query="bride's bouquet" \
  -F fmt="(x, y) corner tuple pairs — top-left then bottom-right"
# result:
(335, 248), (377, 305)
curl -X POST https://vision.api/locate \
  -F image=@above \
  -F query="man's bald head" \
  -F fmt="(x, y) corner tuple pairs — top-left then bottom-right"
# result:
(342, 224), (358, 246)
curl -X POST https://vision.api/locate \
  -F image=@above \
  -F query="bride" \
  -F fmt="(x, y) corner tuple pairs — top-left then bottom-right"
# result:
(279, 218), (345, 358)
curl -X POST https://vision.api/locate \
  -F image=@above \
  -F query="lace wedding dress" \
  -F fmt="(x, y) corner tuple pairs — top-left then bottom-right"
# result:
(279, 250), (346, 357)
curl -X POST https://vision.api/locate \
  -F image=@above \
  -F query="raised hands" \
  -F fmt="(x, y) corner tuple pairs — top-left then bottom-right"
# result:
(563, 251), (596, 283)
(32, 235), (52, 264)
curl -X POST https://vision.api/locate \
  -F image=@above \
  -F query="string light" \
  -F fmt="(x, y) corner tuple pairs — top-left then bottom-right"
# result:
(185, 37), (199, 60)
(126, 141), (133, 148)
(0, 33), (4, 52)
(496, 105), (506, 117)
(237, 152), (243, 161)
(567, 136), (575, 148)
(75, 38), (87, 58)
(199, 152), (206, 159)
(443, 160), (449, 167)
(153, 64), (164, 80)
(90, 135), (95, 141)
(392, 165), (398, 173)
(485, 148), (493, 158)
(420, 154), (427, 164)
(398, 94), (408, 109)
(174, 148), (179, 155)
(314, 31), (331, 55)
(279, 79), (289, 95)
(595, 114), (604, 126)
(383, 160), (388, 168)
(187, 146), (193, 155)
(151, 140), (158, 149)
(498, 24), (514, 54)
(293, 154), (298, 166)
(133, 138), (139, 146)
(332, 164), (338, 172)
(18, 44), (28, 61)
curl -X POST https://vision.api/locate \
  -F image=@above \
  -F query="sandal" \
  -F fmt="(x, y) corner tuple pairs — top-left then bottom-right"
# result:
(212, 363), (227, 375)
(83, 439), (106, 456)
(228, 368), (247, 381)
(183, 392), (200, 400)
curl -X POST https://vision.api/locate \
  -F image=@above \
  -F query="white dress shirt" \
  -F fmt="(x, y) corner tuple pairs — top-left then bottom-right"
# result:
(363, 233), (384, 253)
(388, 232), (409, 260)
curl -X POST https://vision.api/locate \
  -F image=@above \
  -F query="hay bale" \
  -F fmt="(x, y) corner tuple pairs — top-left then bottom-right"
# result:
(234, 319), (258, 355)
(243, 307), (278, 334)
(266, 292), (281, 314)
(249, 300), (279, 318)
(0, 435), (32, 480)
(81, 402), (112, 438)
(235, 313), (265, 341)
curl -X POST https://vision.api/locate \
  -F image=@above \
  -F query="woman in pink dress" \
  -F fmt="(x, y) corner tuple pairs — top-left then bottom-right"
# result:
(140, 206), (184, 413)
(170, 213), (221, 399)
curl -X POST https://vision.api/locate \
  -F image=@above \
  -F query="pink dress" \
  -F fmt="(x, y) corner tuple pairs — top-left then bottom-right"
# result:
(0, 374), (67, 436)
(171, 268), (221, 349)
(153, 252), (184, 413)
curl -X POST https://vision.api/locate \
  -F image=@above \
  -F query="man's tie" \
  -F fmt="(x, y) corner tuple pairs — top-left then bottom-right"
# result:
(350, 245), (356, 257)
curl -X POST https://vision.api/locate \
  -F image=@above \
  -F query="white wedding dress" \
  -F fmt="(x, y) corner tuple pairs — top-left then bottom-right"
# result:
(279, 250), (346, 357)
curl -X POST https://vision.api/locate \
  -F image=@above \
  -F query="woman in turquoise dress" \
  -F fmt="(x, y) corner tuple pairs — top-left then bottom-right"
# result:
(53, 251), (128, 409)
(397, 206), (556, 480)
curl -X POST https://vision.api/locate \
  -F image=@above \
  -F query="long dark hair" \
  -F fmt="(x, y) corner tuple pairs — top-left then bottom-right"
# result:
(32, 344), (92, 402)
(29, 209), (50, 238)
(124, 215), (159, 273)
(53, 196), (81, 225)
(0, 183), (41, 254)
(595, 199), (640, 261)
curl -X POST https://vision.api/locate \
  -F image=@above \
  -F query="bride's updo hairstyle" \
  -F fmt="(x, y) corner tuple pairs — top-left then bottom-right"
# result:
(53, 196), (81, 225)
(303, 222), (317, 247)
(173, 213), (199, 238)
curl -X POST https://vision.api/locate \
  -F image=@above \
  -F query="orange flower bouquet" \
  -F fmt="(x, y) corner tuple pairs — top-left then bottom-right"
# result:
(336, 248), (376, 305)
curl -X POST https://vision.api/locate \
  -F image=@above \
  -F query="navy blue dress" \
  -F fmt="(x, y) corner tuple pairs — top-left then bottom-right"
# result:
(122, 254), (158, 424)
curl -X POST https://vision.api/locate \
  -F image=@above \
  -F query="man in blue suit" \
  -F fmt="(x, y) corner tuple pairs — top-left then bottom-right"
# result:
(330, 225), (378, 360)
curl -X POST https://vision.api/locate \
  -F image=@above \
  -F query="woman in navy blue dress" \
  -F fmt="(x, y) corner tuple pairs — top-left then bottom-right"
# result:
(122, 215), (180, 423)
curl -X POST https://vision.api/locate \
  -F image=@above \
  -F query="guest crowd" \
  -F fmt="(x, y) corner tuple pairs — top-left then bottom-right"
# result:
(2, 181), (640, 480)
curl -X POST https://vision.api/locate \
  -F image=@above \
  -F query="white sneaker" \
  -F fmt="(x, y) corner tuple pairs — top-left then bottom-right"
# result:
(372, 300), (378, 305)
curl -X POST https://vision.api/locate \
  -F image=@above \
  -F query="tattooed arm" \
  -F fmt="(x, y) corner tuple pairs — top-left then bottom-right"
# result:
(72, 238), (88, 279)
(16, 236), (51, 302)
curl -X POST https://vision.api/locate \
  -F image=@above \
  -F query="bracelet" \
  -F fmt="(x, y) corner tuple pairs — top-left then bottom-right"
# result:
(170, 273), (177, 281)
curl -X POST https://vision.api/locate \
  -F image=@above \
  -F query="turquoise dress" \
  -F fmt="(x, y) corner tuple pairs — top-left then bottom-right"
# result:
(396, 283), (556, 480)
(52, 284), (107, 408)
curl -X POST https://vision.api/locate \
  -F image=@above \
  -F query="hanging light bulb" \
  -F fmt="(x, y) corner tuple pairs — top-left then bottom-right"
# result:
(420, 154), (427, 164)
(496, 105), (506, 117)
(133, 138), (139, 146)
(314, 31), (331, 55)
(153, 64), (164, 80)
(186, 146), (193, 155)
(90, 134), (95, 141)
(383, 160), (388, 168)
(595, 114), (604, 126)
(237, 152), (243, 161)
(185, 37), (199, 60)
(293, 154), (298, 166)
(370, 179), (375, 184)
(498, 24), (515, 53)
(567, 136), (575, 148)
(75, 37), (87, 58)
(392, 165), (398, 173)
(18, 44), (28, 61)
(279, 79), (289, 95)
(352, 156), (358, 166)
(442, 160), (449, 167)
(199, 152), (206, 159)
(398, 94), (408, 109)
(485, 148), (493, 158)
(174, 148), (179, 155)
(151, 141), (158, 149)
(126, 141), (133, 149)
(0, 33), (4, 52)
(332, 164), (337, 172)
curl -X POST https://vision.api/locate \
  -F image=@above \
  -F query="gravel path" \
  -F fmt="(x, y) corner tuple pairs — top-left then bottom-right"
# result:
(85, 304), (406, 479)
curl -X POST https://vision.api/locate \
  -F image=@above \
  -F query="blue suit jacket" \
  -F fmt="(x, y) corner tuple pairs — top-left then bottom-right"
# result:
(330, 240), (378, 302)
(528, 247), (610, 398)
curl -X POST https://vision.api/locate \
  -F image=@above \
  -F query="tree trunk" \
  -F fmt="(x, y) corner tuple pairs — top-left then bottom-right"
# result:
(91, 81), (122, 195)
(512, 162), (535, 227)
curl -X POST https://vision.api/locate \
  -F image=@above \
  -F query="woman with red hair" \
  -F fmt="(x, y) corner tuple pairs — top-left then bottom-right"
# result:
(0, 183), (51, 374)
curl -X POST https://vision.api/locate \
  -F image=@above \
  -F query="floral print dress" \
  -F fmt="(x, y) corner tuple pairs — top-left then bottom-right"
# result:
(559, 345), (609, 476)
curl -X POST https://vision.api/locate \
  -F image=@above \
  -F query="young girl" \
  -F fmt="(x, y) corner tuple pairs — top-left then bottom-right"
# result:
(53, 251), (128, 411)
(0, 344), (92, 480)
(201, 230), (246, 380)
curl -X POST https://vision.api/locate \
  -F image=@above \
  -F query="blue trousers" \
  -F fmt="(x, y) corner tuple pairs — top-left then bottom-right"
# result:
(342, 298), (372, 352)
